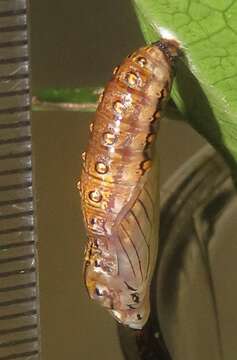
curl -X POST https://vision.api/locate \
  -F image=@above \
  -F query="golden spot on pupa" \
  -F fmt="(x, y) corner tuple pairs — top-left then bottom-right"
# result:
(89, 190), (102, 203)
(135, 56), (147, 67)
(126, 72), (139, 87)
(103, 132), (117, 146)
(113, 100), (124, 114)
(95, 162), (108, 174)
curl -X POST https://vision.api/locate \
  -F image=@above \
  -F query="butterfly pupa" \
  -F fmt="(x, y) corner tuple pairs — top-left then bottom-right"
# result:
(79, 40), (179, 329)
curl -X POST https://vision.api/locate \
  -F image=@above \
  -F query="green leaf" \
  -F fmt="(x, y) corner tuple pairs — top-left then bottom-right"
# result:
(132, 0), (237, 177)
(32, 87), (102, 112)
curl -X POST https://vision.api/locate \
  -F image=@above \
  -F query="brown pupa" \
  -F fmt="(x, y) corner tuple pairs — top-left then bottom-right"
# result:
(78, 40), (178, 329)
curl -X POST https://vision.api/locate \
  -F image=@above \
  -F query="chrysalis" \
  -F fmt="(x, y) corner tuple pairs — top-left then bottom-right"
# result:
(78, 40), (178, 329)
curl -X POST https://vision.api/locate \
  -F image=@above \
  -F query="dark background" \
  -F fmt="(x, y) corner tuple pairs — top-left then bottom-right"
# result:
(30, 1), (204, 359)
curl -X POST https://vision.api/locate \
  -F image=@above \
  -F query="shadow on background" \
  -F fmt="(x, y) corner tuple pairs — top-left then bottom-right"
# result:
(175, 57), (237, 182)
(157, 147), (237, 360)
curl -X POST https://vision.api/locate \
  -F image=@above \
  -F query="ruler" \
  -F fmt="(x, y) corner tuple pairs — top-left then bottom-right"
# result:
(0, 1), (40, 359)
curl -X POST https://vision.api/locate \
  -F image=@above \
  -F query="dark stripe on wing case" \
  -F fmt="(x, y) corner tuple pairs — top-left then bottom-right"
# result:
(120, 223), (144, 281)
(137, 198), (152, 226)
(117, 234), (136, 279)
(129, 209), (150, 248)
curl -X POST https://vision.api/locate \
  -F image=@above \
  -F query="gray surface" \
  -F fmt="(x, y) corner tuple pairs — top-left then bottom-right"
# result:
(30, 1), (205, 359)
